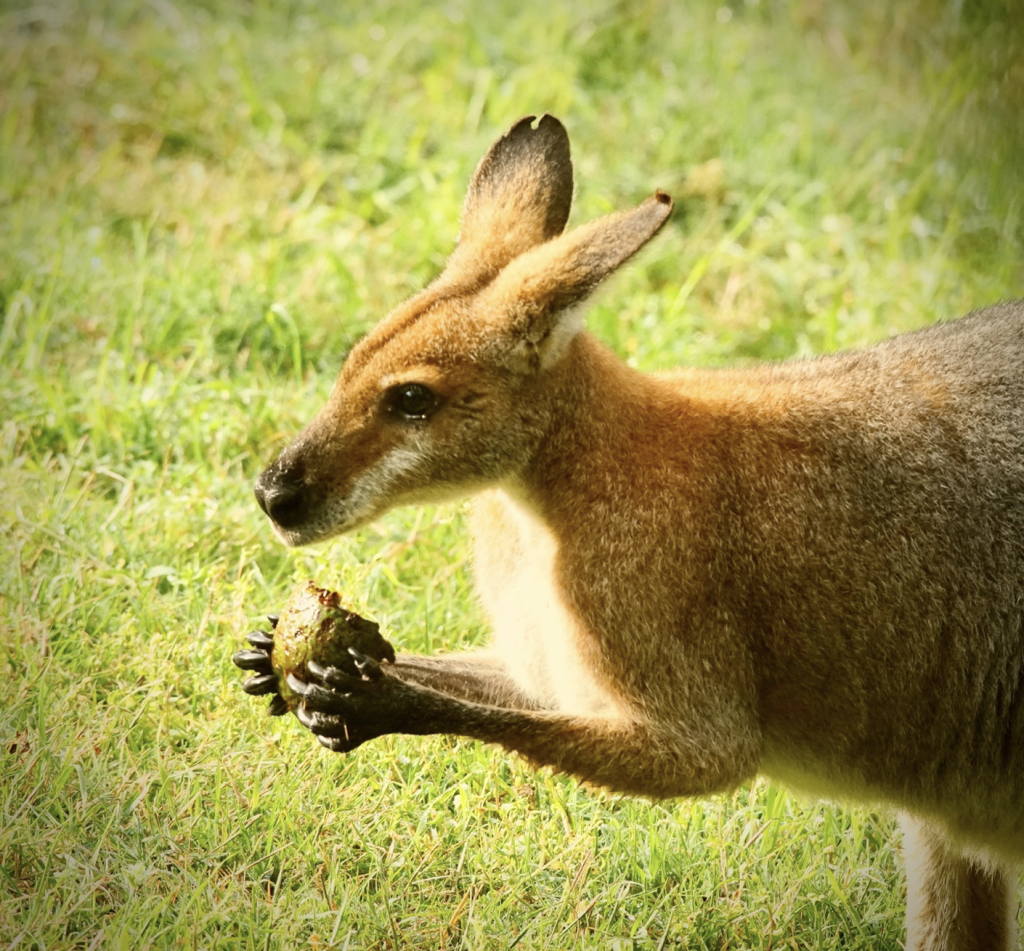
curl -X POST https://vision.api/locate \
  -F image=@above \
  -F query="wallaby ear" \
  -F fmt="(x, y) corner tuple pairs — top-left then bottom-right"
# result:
(481, 191), (673, 371)
(445, 115), (573, 283)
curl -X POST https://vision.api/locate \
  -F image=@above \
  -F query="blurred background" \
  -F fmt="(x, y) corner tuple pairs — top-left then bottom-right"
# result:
(1, 1), (1022, 948)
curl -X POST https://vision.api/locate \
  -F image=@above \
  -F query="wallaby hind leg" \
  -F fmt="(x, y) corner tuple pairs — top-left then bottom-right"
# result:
(900, 814), (1017, 951)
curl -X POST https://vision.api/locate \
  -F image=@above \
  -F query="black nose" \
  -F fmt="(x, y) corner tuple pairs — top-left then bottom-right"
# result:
(254, 470), (306, 528)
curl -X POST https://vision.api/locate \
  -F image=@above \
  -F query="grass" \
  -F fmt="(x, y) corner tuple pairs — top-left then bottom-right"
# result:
(1, 0), (1021, 947)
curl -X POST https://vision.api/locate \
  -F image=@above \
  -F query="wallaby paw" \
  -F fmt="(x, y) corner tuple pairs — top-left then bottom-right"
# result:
(232, 613), (289, 716)
(291, 678), (378, 752)
(287, 656), (416, 751)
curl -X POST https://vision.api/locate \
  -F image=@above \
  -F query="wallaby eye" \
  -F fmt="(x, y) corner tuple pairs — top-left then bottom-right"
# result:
(388, 383), (439, 420)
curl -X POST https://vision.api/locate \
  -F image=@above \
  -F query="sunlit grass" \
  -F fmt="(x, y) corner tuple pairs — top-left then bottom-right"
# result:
(1, 0), (1021, 947)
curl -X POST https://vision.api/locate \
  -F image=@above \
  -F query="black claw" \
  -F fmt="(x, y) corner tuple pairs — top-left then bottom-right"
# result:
(242, 673), (279, 696)
(349, 647), (383, 680)
(286, 673), (352, 710)
(296, 701), (347, 737)
(317, 734), (350, 753)
(267, 614), (280, 629)
(306, 659), (358, 688)
(267, 694), (290, 717)
(233, 649), (274, 672)
(318, 733), (362, 753)
(245, 629), (274, 650)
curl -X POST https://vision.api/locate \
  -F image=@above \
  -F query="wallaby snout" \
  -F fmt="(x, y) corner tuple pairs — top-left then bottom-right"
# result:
(254, 416), (364, 546)
(252, 114), (1024, 951)
(254, 458), (306, 530)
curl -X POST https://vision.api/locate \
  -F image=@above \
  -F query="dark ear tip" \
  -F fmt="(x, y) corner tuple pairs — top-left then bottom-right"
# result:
(536, 113), (566, 133)
(654, 189), (673, 207)
(508, 114), (567, 142)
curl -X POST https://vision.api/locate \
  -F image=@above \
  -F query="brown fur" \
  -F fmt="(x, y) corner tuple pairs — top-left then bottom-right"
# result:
(253, 115), (1024, 949)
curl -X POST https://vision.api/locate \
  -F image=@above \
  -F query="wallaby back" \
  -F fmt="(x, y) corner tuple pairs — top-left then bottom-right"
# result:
(251, 115), (1024, 951)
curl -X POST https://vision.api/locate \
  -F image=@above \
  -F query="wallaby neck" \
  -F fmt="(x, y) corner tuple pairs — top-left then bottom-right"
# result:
(503, 331), (669, 524)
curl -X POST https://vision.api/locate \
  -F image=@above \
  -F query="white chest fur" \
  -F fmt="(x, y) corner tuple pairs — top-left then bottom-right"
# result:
(470, 489), (622, 717)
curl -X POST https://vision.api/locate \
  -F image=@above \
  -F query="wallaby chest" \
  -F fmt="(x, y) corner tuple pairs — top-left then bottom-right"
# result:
(470, 488), (624, 718)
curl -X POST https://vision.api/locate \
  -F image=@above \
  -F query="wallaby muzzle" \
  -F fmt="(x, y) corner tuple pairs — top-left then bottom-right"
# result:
(254, 457), (308, 530)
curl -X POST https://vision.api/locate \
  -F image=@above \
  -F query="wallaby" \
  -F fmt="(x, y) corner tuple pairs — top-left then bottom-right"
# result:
(238, 114), (1024, 950)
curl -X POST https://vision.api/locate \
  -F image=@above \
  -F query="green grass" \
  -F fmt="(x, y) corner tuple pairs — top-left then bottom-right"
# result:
(1, 0), (1021, 947)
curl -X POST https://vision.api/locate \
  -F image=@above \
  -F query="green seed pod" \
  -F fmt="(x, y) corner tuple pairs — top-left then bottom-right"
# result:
(271, 581), (395, 710)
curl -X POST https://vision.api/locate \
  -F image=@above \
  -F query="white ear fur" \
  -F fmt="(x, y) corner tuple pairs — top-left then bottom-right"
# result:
(501, 305), (586, 374)
(537, 306), (586, 370)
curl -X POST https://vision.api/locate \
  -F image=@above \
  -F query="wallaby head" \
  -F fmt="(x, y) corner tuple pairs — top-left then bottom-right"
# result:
(254, 114), (673, 546)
